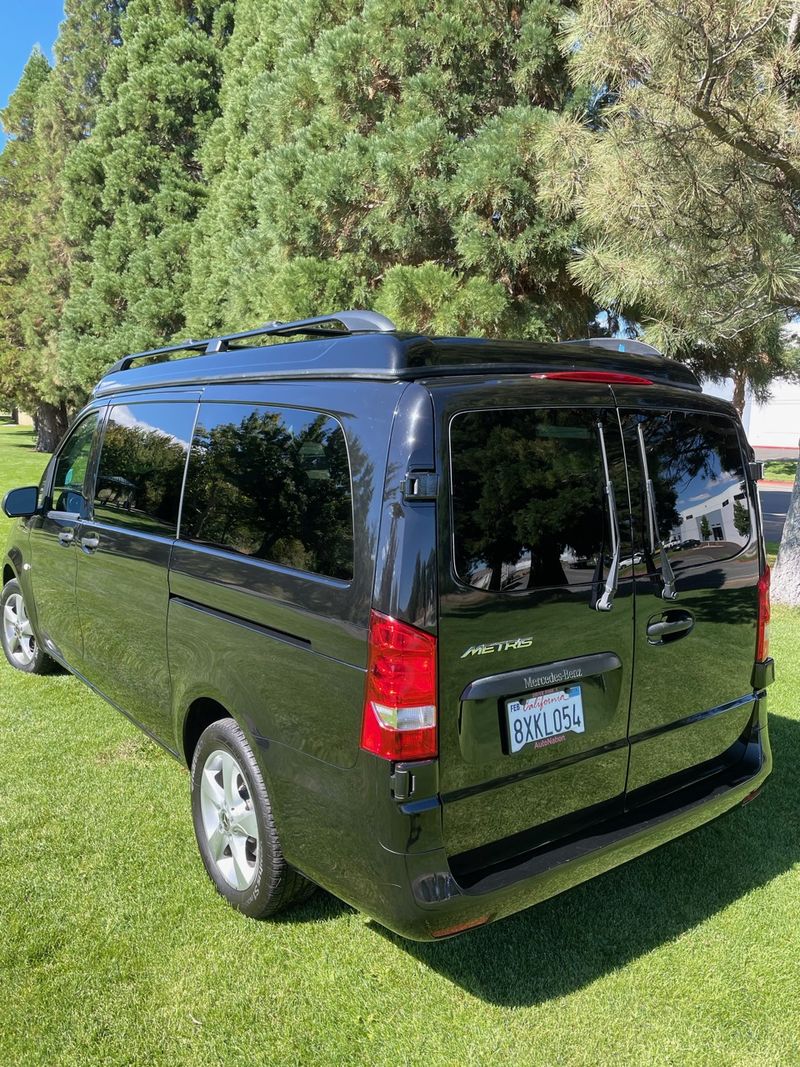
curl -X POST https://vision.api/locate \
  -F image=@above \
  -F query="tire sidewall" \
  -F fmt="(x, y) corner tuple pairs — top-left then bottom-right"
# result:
(190, 719), (275, 917)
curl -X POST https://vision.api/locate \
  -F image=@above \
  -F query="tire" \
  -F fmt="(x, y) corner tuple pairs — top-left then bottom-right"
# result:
(1, 578), (57, 675)
(190, 717), (315, 918)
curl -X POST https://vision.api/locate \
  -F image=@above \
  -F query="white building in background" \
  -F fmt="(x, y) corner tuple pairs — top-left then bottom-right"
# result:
(673, 483), (749, 545)
(704, 323), (800, 461)
(743, 381), (800, 461)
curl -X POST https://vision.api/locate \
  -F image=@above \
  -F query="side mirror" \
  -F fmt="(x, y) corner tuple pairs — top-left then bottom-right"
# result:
(2, 486), (39, 519)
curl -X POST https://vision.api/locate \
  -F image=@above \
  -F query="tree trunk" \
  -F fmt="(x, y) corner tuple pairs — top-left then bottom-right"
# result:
(10, 406), (18, 423)
(732, 370), (747, 415)
(771, 438), (800, 607)
(34, 401), (69, 453)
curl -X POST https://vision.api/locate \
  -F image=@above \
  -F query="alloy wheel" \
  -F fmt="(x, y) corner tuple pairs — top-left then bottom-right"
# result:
(2, 593), (36, 668)
(198, 748), (260, 890)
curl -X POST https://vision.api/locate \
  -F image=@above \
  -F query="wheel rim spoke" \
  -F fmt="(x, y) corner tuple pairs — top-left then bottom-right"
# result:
(200, 765), (225, 811)
(206, 824), (227, 863)
(220, 751), (239, 807)
(230, 804), (257, 840)
(228, 835), (252, 890)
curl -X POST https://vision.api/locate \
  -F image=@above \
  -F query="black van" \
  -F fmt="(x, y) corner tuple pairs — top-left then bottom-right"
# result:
(1, 310), (774, 940)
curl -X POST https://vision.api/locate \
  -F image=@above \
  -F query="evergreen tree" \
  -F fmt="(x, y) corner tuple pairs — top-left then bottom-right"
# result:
(184, 0), (597, 341)
(17, 1), (129, 449)
(539, 0), (800, 406)
(60, 0), (232, 394)
(0, 51), (52, 436)
(544, 0), (800, 604)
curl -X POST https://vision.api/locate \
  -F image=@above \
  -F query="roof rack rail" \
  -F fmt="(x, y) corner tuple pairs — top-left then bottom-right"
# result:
(107, 309), (397, 373)
(559, 337), (662, 358)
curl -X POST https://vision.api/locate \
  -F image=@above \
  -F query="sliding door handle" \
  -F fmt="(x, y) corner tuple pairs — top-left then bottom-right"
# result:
(646, 610), (694, 644)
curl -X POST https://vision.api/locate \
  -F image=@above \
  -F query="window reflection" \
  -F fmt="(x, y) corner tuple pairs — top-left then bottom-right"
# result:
(637, 412), (750, 562)
(450, 410), (618, 592)
(51, 414), (99, 515)
(181, 404), (354, 581)
(94, 403), (194, 536)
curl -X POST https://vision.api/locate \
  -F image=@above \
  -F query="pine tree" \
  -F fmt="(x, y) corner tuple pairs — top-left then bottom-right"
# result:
(0, 51), (52, 438)
(543, 0), (800, 604)
(17, 1), (129, 449)
(538, 0), (800, 405)
(184, 0), (598, 340)
(60, 0), (233, 393)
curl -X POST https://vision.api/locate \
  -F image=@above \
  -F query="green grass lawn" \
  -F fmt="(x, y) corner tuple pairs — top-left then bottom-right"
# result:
(763, 460), (797, 483)
(1, 419), (799, 1065)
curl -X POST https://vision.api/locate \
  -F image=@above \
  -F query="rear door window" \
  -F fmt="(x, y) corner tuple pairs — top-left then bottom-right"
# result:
(630, 411), (751, 563)
(449, 408), (627, 592)
(181, 403), (354, 581)
(93, 402), (196, 536)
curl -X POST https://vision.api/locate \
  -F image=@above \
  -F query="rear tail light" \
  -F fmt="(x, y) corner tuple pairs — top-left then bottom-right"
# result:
(756, 564), (771, 661)
(360, 611), (437, 761)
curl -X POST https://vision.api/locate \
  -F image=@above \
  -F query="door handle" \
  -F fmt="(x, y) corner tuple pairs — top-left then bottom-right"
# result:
(80, 533), (100, 552)
(58, 529), (74, 546)
(646, 610), (694, 644)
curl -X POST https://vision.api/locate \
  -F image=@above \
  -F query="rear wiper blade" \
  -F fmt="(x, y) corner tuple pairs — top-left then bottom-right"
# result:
(595, 422), (620, 611)
(637, 424), (678, 601)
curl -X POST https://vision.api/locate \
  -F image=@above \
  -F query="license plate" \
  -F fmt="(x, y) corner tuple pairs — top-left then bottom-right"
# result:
(506, 685), (585, 754)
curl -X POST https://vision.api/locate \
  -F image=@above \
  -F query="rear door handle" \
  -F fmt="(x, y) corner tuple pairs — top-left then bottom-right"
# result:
(646, 611), (694, 643)
(80, 533), (100, 552)
(58, 529), (74, 546)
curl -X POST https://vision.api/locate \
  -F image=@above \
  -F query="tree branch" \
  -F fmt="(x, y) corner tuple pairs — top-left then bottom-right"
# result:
(685, 101), (800, 191)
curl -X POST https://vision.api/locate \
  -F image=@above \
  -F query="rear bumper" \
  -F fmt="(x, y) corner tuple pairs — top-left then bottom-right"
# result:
(371, 694), (771, 941)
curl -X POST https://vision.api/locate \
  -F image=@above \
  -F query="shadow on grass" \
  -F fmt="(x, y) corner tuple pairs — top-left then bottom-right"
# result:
(364, 712), (800, 1006)
(0, 428), (38, 448)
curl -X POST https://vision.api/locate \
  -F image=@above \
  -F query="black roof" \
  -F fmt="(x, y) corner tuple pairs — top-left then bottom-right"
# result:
(91, 310), (702, 397)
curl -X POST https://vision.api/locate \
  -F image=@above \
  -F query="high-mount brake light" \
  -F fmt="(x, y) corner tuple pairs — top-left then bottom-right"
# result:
(360, 611), (437, 761)
(756, 565), (771, 661)
(531, 371), (653, 385)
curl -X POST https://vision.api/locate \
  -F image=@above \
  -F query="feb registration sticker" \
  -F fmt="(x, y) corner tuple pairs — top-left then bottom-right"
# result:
(506, 685), (585, 754)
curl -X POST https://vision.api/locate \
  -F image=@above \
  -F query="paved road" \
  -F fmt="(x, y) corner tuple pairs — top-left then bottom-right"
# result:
(759, 485), (792, 543)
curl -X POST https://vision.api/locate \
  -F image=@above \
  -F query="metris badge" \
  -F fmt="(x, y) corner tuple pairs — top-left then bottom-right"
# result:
(461, 636), (533, 658)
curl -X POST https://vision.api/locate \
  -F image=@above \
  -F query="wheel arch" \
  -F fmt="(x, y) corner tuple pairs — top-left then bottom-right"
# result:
(181, 696), (233, 768)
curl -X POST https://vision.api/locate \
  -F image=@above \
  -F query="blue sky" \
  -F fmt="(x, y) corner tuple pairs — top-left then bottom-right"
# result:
(1, 1), (65, 144)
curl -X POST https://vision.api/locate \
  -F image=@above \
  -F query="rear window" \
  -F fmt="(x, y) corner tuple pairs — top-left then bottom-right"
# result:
(450, 408), (622, 592)
(181, 403), (354, 581)
(634, 411), (751, 560)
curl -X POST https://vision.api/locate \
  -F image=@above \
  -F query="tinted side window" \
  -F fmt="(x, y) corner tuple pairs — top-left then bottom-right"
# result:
(181, 403), (354, 581)
(94, 403), (195, 536)
(51, 413), (99, 515)
(450, 408), (623, 592)
(635, 411), (750, 561)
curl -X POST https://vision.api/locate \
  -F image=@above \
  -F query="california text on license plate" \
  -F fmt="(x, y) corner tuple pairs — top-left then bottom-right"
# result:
(506, 685), (585, 754)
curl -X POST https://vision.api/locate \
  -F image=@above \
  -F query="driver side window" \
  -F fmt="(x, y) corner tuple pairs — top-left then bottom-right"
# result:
(50, 413), (100, 515)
